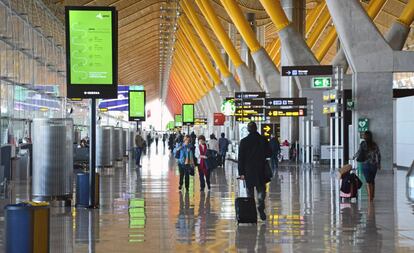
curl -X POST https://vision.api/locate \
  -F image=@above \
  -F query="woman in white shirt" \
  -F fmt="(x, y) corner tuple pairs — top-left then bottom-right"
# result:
(195, 135), (210, 191)
(208, 134), (219, 152)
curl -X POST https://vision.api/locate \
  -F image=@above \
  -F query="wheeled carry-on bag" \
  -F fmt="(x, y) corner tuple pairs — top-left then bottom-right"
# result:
(235, 179), (257, 224)
(340, 170), (362, 201)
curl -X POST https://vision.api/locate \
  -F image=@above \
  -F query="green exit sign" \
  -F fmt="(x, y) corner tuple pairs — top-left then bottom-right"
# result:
(312, 77), (332, 88)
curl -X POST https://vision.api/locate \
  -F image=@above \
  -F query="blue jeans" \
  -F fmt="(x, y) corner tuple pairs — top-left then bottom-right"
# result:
(135, 147), (142, 165)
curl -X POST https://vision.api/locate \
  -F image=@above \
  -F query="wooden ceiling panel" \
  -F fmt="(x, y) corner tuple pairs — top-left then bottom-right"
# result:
(48, 0), (414, 105)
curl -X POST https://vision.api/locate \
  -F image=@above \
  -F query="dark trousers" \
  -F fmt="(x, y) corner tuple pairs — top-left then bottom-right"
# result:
(199, 169), (210, 190)
(220, 151), (226, 167)
(135, 147), (142, 165)
(179, 164), (190, 189)
(247, 185), (266, 213)
(270, 154), (279, 172)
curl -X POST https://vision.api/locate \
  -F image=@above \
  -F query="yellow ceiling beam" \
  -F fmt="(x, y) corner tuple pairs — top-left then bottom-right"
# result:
(181, 0), (231, 77)
(195, 0), (244, 68)
(179, 16), (221, 85)
(220, 0), (262, 53)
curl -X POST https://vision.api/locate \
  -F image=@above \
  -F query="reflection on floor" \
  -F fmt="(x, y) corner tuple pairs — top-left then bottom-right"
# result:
(1, 144), (414, 252)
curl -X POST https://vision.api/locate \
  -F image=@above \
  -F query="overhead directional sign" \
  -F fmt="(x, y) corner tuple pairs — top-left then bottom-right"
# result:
(265, 108), (307, 118)
(235, 92), (266, 99)
(235, 99), (264, 107)
(323, 89), (341, 101)
(194, 118), (208, 126)
(236, 115), (266, 122)
(261, 124), (274, 142)
(323, 103), (340, 114)
(235, 108), (265, 116)
(281, 65), (333, 76)
(265, 98), (307, 107)
(312, 77), (332, 88)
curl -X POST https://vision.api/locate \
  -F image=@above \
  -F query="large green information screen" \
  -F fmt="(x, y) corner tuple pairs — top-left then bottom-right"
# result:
(175, 114), (182, 127)
(69, 10), (113, 84)
(182, 104), (194, 124)
(129, 91), (146, 121)
(65, 6), (117, 98)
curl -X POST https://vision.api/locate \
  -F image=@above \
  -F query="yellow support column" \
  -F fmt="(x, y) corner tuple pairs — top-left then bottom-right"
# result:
(258, 0), (290, 32)
(195, 0), (243, 68)
(179, 17), (221, 85)
(219, 0), (261, 53)
(177, 31), (213, 90)
(174, 55), (203, 100)
(181, 0), (231, 78)
(220, 0), (280, 94)
(397, 0), (414, 26)
(176, 44), (209, 95)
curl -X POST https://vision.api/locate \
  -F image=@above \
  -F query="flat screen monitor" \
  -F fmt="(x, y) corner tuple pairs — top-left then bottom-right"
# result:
(182, 104), (194, 125)
(65, 6), (118, 98)
(175, 114), (182, 127)
(128, 90), (146, 121)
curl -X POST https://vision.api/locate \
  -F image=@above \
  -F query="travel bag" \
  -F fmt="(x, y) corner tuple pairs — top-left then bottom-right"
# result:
(235, 179), (257, 224)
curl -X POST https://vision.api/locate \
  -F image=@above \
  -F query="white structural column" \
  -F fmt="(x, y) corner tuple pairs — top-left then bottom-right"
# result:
(326, 0), (394, 170)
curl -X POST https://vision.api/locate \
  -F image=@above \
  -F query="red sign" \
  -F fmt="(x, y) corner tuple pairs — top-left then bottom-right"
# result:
(214, 113), (225, 126)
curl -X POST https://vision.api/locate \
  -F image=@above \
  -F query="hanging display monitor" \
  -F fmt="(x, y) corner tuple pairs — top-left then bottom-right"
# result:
(128, 90), (146, 121)
(175, 114), (183, 127)
(182, 104), (195, 125)
(65, 6), (118, 98)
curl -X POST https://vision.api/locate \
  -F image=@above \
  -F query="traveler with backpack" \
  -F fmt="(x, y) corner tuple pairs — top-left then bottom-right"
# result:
(174, 135), (194, 191)
(354, 131), (381, 202)
(195, 135), (210, 191)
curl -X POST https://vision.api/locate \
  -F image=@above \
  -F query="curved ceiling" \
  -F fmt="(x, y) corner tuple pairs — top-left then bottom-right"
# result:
(45, 0), (414, 114)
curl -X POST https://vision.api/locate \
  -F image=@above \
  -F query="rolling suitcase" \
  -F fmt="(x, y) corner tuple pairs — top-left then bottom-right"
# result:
(235, 179), (257, 224)
(340, 171), (362, 201)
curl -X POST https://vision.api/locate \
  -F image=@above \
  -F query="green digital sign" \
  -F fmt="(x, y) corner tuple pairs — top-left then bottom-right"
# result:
(65, 6), (118, 98)
(128, 90), (146, 121)
(182, 104), (194, 124)
(166, 121), (175, 130)
(175, 114), (182, 127)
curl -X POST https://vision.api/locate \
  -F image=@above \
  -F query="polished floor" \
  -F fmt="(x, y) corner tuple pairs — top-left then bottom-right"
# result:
(1, 143), (414, 252)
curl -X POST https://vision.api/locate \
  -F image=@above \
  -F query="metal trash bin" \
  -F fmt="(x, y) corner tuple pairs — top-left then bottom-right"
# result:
(32, 118), (73, 203)
(76, 172), (100, 208)
(5, 202), (50, 253)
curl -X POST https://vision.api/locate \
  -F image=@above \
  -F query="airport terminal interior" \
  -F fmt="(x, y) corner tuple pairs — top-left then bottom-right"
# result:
(0, 0), (414, 252)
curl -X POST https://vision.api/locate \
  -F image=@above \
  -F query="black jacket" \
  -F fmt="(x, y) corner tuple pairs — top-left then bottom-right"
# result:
(238, 132), (272, 188)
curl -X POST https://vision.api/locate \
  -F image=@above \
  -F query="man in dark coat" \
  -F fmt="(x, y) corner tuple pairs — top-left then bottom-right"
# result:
(238, 122), (271, 221)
